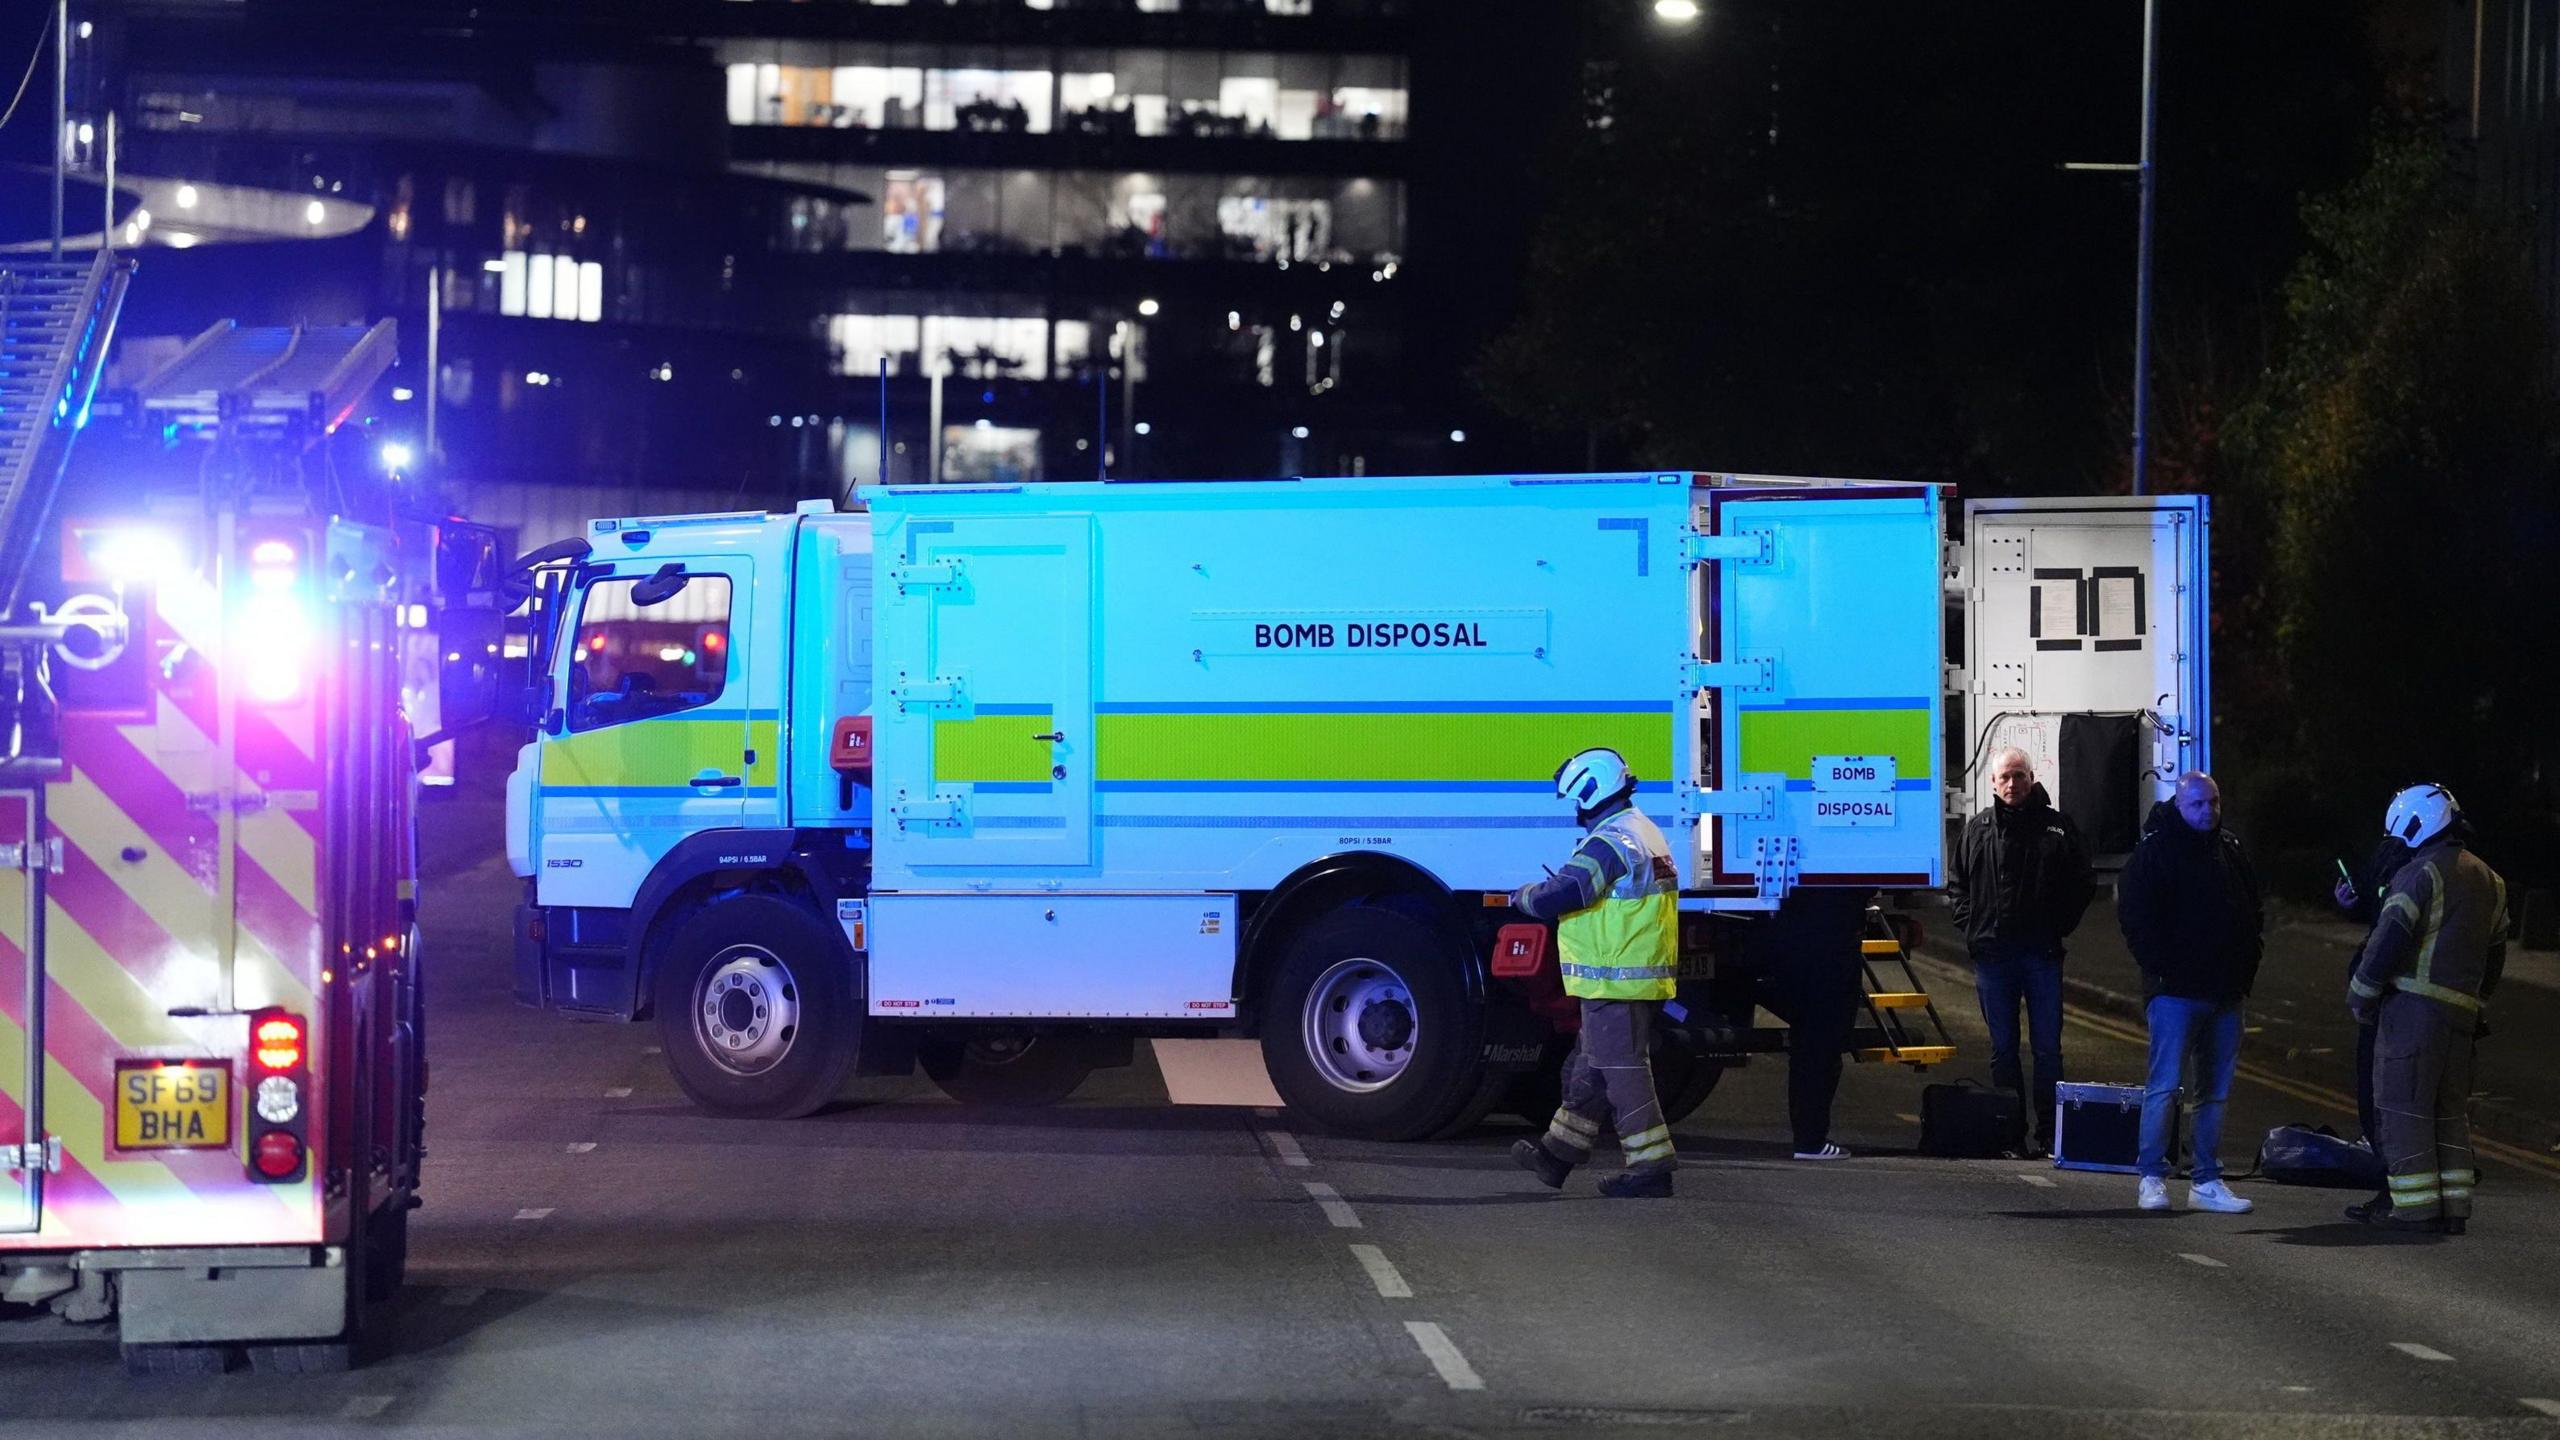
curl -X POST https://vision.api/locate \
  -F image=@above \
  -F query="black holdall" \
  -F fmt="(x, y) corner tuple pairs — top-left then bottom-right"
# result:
(2257, 1123), (2386, 1190)
(1920, 1079), (2025, 1158)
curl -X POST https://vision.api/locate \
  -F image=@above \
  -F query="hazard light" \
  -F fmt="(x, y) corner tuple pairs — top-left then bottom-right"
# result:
(245, 1008), (310, 1185)
(252, 1013), (305, 1072)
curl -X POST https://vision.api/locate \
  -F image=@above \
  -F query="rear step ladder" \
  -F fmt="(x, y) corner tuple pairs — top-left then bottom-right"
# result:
(1850, 909), (1957, 1067)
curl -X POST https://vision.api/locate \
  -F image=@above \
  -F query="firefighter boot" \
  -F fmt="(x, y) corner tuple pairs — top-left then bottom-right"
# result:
(2343, 1197), (2441, 1234)
(1511, 1139), (1574, 1191)
(1598, 1163), (1674, 1199)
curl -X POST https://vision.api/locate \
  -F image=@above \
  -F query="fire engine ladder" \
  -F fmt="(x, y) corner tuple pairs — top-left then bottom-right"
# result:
(1, 256), (132, 1186)
(1850, 906), (1957, 1068)
(0, 256), (135, 621)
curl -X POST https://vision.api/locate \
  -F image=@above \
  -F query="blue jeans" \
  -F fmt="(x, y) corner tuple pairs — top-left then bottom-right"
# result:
(1972, 947), (2064, 1142)
(2141, 995), (2244, 1182)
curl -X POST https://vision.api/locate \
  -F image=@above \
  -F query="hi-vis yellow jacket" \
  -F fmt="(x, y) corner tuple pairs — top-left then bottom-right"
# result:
(1517, 805), (1679, 1002)
(2350, 839), (2509, 1012)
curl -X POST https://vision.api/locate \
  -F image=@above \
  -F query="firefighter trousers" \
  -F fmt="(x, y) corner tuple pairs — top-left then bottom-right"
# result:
(1541, 999), (1676, 1173)
(2372, 992), (2477, 1222)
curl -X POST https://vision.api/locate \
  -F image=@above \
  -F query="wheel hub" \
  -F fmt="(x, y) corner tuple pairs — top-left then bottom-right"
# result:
(1302, 957), (1418, 1094)
(697, 945), (801, 1076)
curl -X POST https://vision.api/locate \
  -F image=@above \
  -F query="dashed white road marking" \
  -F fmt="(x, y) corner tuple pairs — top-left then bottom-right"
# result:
(513, 1207), (554, 1222)
(2018, 1173), (2058, 1189)
(1258, 1126), (1310, 1167)
(2177, 1252), (2228, 1268)
(603, 1087), (633, 1099)
(641, 1046), (661, 1055)
(441, 1287), (485, 1308)
(565, 1142), (597, 1154)
(1350, 1244), (1413, 1299)
(2518, 1398), (2560, 1418)
(1895, 1112), (1921, 1124)
(2390, 1342), (2455, 1363)
(1304, 1181), (1362, 1229)
(1405, 1321), (1486, 1392)
(338, 1395), (395, 1419)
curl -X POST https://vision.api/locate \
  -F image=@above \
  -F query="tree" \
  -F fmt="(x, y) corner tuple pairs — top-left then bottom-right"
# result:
(2226, 124), (2557, 872)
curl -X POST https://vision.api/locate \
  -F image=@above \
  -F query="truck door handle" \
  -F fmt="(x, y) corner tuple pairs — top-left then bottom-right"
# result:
(690, 774), (743, 789)
(1032, 732), (1065, 743)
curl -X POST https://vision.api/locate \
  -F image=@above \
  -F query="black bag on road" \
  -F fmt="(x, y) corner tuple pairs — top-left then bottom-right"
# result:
(1920, 1080), (2024, 1158)
(2257, 1124), (2386, 1190)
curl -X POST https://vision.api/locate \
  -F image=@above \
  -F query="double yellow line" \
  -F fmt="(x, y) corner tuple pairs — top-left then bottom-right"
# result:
(1910, 954), (2560, 1183)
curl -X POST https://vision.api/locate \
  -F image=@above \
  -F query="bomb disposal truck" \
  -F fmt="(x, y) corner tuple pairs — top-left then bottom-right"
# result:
(4, 267), (507, 1372)
(506, 473), (2207, 1138)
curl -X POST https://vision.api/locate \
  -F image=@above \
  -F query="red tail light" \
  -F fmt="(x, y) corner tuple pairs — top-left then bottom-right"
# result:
(251, 1132), (304, 1179)
(252, 1013), (305, 1073)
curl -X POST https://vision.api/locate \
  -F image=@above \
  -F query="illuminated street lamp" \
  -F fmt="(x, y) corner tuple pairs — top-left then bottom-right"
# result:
(1653, 0), (1702, 23)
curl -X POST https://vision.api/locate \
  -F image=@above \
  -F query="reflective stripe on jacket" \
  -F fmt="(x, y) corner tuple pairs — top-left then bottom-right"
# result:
(2349, 841), (2509, 1013)
(1557, 810), (1678, 1001)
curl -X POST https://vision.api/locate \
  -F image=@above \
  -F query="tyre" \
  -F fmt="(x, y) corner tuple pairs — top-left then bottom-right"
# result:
(363, 1200), (411, 1305)
(918, 1032), (1095, 1107)
(1650, 1036), (1730, 1125)
(653, 895), (862, 1119)
(1260, 904), (1486, 1141)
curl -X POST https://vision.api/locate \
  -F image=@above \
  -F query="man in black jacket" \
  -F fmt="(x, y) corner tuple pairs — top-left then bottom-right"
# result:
(2118, 772), (2264, 1214)
(1948, 748), (2096, 1153)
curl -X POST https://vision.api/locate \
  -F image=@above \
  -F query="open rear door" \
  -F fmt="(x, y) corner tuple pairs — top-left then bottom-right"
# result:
(1692, 482), (1946, 905)
(1960, 496), (2210, 861)
(1, 788), (47, 1232)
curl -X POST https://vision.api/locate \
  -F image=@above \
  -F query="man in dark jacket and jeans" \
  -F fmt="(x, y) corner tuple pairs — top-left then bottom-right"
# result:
(2118, 771), (2264, 1214)
(1948, 748), (2095, 1153)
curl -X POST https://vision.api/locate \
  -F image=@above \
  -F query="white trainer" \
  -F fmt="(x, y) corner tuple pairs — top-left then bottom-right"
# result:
(1791, 1143), (1852, 1162)
(2137, 1176), (2171, 1211)
(2189, 1179), (2254, 1214)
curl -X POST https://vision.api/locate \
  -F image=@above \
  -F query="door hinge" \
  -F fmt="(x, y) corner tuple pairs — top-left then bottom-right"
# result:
(1688, 784), (1776, 822)
(887, 676), (968, 713)
(889, 793), (967, 828)
(892, 558), (967, 594)
(1686, 657), (1774, 693)
(1682, 528), (1775, 567)
(0, 838), (61, 874)
(2, 1137), (63, 1173)
(1752, 835), (1801, 904)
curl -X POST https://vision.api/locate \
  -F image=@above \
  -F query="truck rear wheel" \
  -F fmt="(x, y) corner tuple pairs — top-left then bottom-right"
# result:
(918, 1032), (1095, 1107)
(654, 895), (861, 1119)
(1261, 905), (1486, 1141)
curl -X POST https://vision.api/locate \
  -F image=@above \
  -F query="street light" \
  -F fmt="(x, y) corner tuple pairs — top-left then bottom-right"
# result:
(2063, 0), (2160, 495)
(1653, 0), (1702, 22)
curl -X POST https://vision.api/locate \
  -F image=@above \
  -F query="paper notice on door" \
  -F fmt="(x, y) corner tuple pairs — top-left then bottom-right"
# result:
(2096, 574), (2142, 651)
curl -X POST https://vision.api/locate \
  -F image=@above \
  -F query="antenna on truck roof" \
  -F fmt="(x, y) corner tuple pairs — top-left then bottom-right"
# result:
(1096, 365), (1109, 482)
(878, 356), (890, 490)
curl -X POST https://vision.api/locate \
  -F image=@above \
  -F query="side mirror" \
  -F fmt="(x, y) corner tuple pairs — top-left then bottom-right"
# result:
(498, 535), (595, 611)
(435, 607), (507, 732)
(629, 562), (688, 608)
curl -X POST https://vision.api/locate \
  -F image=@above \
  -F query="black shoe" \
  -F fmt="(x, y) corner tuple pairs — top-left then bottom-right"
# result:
(2344, 1197), (2440, 1233)
(1598, 1166), (1674, 1199)
(1511, 1138), (1572, 1190)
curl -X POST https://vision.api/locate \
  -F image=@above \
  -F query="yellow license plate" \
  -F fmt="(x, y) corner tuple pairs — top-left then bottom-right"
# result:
(115, 1062), (232, 1150)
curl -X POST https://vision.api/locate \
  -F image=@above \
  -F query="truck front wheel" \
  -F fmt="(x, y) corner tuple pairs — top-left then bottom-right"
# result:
(1261, 905), (1488, 1141)
(654, 895), (861, 1119)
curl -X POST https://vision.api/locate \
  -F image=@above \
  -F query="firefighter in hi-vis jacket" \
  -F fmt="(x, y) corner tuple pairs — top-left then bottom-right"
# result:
(2345, 784), (2510, 1235)
(1507, 747), (1683, 1199)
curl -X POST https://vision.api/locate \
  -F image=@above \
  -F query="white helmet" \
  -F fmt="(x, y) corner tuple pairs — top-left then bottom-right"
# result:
(1555, 747), (1635, 810)
(2383, 783), (2460, 848)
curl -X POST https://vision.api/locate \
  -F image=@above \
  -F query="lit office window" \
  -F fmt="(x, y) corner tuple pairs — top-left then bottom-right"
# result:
(527, 252), (554, 319)
(499, 250), (528, 317)
(578, 261), (603, 323)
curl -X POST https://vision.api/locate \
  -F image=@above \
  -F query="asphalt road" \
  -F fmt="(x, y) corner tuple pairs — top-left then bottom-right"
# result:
(6, 789), (2559, 1438)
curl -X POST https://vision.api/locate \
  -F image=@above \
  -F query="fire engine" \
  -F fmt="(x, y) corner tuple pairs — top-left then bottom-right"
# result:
(1, 257), (502, 1372)
(506, 473), (2208, 1140)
